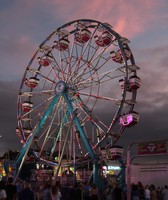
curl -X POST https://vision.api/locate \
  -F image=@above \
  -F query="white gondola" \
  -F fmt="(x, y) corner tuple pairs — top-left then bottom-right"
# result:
(119, 112), (140, 127)
(16, 127), (21, 137)
(119, 79), (125, 90)
(16, 127), (31, 141)
(41, 45), (52, 54)
(119, 78), (131, 91)
(23, 128), (32, 139)
(108, 146), (123, 159)
(100, 148), (108, 160)
(76, 28), (91, 43)
(119, 76), (141, 92)
(22, 101), (33, 112)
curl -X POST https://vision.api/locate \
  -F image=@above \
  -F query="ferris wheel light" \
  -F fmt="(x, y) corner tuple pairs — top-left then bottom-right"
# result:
(119, 112), (140, 127)
(108, 166), (121, 170)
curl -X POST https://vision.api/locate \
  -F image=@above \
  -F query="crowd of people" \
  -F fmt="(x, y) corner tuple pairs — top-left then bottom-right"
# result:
(0, 176), (168, 200)
(131, 181), (168, 200)
(0, 176), (121, 200)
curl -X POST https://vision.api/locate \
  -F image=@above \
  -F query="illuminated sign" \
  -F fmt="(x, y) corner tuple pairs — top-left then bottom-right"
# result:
(108, 166), (121, 170)
(138, 141), (167, 155)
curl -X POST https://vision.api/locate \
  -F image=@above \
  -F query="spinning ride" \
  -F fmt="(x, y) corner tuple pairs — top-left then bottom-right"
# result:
(15, 19), (141, 183)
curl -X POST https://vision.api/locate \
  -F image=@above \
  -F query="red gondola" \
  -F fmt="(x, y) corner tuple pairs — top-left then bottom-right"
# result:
(54, 38), (70, 51)
(38, 57), (51, 67)
(94, 31), (112, 47)
(111, 48), (131, 63)
(22, 101), (33, 112)
(129, 75), (141, 91)
(101, 31), (112, 46)
(76, 28), (91, 43)
(25, 77), (39, 88)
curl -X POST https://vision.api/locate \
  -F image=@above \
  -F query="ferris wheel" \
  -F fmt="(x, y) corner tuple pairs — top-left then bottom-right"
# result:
(15, 19), (141, 181)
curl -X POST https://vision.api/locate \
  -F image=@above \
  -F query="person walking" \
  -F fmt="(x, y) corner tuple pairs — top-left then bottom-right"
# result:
(0, 180), (7, 200)
(131, 184), (140, 200)
(161, 185), (168, 200)
(150, 184), (157, 200)
(69, 182), (83, 200)
(137, 181), (145, 200)
(5, 177), (17, 200)
(145, 185), (151, 200)
(18, 182), (34, 200)
(104, 179), (122, 200)
(104, 184), (113, 200)
(43, 182), (52, 200)
(83, 182), (92, 200)
(91, 184), (100, 200)
(51, 184), (61, 200)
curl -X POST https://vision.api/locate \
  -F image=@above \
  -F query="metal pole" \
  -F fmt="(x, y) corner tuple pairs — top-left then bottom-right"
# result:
(73, 126), (76, 187)
(14, 131), (36, 183)
(126, 142), (134, 200)
(54, 114), (75, 182)
(126, 139), (168, 200)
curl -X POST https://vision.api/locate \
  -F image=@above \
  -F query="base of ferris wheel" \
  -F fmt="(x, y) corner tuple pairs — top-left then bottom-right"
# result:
(3, 146), (126, 194)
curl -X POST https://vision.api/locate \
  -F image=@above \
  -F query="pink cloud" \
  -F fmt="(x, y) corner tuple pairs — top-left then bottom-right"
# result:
(1, 0), (168, 82)
(2, 0), (167, 41)
(46, 0), (167, 39)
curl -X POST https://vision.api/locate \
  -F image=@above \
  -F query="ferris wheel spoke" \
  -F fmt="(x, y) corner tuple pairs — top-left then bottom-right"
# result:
(74, 64), (125, 90)
(76, 102), (109, 131)
(34, 94), (61, 137)
(20, 90), (55, 96)
(72, 48), (106, 85)
(70, 94), (109, 133)
(38, 106), (59, 156)
(66, 26), (103, 83)
(77, 91), (119, 103)
(46, 50), (66, 81)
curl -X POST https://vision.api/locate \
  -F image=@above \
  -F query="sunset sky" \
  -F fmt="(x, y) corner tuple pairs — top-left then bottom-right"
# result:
(1, 0), (168, 159)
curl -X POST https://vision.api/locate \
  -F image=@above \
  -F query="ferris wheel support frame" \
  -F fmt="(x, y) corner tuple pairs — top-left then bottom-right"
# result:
(14, 83), (100, 184)
(14, 93), (61, 182)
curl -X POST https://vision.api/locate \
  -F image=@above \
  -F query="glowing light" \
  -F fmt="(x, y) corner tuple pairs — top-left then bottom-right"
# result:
(108, 166), (121, 170)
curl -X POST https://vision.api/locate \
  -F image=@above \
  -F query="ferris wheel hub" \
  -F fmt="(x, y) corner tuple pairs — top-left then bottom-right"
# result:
(55, 80), (66, 94)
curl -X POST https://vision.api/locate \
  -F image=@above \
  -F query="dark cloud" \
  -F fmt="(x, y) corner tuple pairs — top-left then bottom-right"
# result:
(0, 81), (21, 155)
(0, 0), (14, 11)
(0, 0), (168, 162)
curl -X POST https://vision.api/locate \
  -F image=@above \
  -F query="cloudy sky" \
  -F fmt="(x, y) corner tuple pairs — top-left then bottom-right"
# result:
(0, 0), (168, 159)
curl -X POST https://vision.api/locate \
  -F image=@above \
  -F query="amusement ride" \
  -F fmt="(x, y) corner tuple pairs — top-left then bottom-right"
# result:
(13, 19), (141, 186)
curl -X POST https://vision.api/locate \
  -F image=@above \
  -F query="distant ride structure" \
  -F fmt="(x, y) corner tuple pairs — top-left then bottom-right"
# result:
(15, 19), (141, 184)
